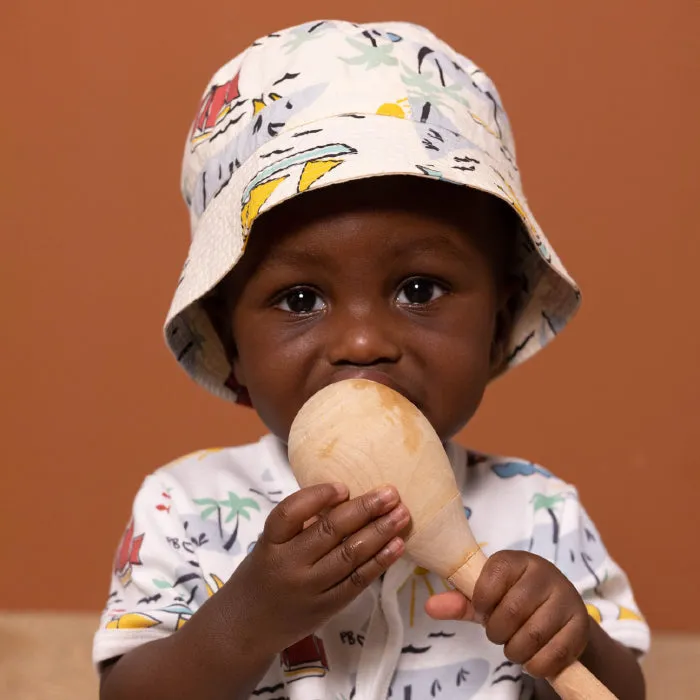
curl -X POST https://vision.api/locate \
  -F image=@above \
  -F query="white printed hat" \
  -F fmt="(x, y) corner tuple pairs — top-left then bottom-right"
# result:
(165, 20), (580, 405)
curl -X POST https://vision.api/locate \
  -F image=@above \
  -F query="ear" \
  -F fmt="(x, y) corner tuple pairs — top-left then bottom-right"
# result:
(489, 279), (519, 378)
(203, 292), (252, 403)
(231, 353), (246, 388)
(200, 290), (239, 367)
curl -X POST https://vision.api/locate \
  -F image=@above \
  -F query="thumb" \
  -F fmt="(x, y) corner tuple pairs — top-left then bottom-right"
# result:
(424, 590), (481, 623)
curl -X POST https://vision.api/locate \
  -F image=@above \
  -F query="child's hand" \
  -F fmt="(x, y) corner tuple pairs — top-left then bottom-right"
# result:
(425, 551), (590, 679)
(224, 482), (409, 654)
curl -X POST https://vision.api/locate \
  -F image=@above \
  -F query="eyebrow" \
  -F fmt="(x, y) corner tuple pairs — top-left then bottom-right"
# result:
(395, 235), (474, 260)
(257, 247), (330, 271)
(260, 233), (475, 270)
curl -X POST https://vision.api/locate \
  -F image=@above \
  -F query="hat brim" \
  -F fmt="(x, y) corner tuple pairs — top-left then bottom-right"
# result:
(165, 113), (580, 404)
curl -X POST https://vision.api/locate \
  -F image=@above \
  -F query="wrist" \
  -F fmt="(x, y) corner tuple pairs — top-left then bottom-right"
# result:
(576, 615), (645, 700)
(176, 588), (279, 686)
(578, 615), (606, 667)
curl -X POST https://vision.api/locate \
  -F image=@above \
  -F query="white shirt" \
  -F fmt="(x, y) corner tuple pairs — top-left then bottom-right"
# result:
(93, 435), (649, 699)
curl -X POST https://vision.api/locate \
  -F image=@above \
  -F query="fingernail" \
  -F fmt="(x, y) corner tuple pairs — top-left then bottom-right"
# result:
(376, 485), (398, 505)
(333, 483), (349, 498)
(390, 504), (410, 525)
(382, 537), (404, 558)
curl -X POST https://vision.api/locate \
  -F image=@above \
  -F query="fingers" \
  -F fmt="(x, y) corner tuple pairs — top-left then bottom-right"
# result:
(332, 534), (406, 598)
(264, 483), (349, 544)
(299, 485), (404, 561)
(424, 591), (478, 622)
(472, 551), (590, 679)
(523, 614), (589, 678)
(471, 551), (530, 634)
(263, 483), (409, 609)
(481, 567), (548, 645)
(502, 598), (568, 666)
(313, 498), (411, 589)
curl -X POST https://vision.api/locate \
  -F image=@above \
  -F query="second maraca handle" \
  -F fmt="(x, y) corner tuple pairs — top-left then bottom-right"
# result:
(449, 556), (618, 700)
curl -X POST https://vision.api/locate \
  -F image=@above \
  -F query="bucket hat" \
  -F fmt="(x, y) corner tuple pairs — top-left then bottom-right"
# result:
(165, 20), (580, 403)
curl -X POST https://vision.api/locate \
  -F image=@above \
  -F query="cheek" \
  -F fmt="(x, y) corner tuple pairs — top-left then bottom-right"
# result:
(438, 339), (491, 405)
(234, 344), (296, 437)
(430, 358), (490, 440)
(428, 299), (497, 367)
(235, 333), (291, 394)
(231, 320), (318, 438)
(421, 306), (497, 438)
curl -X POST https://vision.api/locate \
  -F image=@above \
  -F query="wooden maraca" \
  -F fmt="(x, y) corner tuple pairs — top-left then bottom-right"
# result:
(288, 378), (616, 700)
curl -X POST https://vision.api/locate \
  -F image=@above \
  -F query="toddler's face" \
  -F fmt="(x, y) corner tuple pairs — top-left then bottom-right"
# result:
(218, 177), (513, 443)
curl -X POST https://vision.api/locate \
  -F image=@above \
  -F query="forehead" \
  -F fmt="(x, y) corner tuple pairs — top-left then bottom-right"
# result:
(246, 176), (509, 262)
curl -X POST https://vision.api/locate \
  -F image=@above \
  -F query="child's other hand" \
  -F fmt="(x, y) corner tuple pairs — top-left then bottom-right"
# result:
(425, 551), (590, 679)
(225, 482), (409, 654)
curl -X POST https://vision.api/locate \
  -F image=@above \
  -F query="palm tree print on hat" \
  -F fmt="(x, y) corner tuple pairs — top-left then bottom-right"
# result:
(401, 46), (471, 113)
(194, 492), (260, 551)
(341, 31), (400, 69)
(282, 20), (332, 55)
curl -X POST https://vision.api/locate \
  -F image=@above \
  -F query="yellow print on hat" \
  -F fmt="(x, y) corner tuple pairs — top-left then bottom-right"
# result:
(253, 93), (282, 115)
(468, 111), (499, 139)
(240, 143), (358, 238)
(241, 176), (289, 232)
(376, 97), (410, 119)
(491, 166), (551, 262)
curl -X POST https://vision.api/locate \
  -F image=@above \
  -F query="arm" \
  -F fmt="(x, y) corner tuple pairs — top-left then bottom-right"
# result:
(100, 482), (409, 700)
(100, 587), (276, 700)
(533, 616), (645, 700)
(426, 552), (645, 700)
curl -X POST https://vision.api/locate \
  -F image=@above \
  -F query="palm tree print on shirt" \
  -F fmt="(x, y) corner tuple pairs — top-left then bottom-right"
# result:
(530, 493), (566, 547)
(194, 492), (260, 551)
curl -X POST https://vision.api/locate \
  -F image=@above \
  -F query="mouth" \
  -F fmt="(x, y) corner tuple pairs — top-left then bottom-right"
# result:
(327, 368), (422, 411)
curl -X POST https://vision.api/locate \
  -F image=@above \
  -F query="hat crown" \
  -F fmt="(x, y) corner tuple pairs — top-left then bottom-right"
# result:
(182, 20), (517, 233)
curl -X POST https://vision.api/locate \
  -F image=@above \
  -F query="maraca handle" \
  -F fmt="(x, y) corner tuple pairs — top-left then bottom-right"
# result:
(449, 557), (618, 700)
(548, 663), (617, 700)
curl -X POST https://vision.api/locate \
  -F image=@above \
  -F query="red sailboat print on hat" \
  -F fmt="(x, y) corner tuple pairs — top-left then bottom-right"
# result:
(191, 72), (241, 146)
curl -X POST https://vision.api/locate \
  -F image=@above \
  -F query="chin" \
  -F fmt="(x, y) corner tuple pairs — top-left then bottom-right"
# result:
(429, 401), (484, 444)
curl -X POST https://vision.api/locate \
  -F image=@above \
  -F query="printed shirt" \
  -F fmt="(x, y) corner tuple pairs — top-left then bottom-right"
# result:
(93, 436), (649, 699)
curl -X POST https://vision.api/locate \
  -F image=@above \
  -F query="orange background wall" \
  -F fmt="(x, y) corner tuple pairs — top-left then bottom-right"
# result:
(2, 2), (698, 631)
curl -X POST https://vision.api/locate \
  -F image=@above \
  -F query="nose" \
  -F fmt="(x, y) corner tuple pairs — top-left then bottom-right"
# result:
(326, 304), (402, 366)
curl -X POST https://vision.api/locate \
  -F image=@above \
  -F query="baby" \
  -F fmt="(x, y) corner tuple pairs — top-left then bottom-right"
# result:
(94, 20), (648, 700)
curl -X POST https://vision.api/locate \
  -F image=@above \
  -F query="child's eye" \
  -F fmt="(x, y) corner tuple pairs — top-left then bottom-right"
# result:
(396, 278), (447, 305)
(275, 287), (326, 314)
